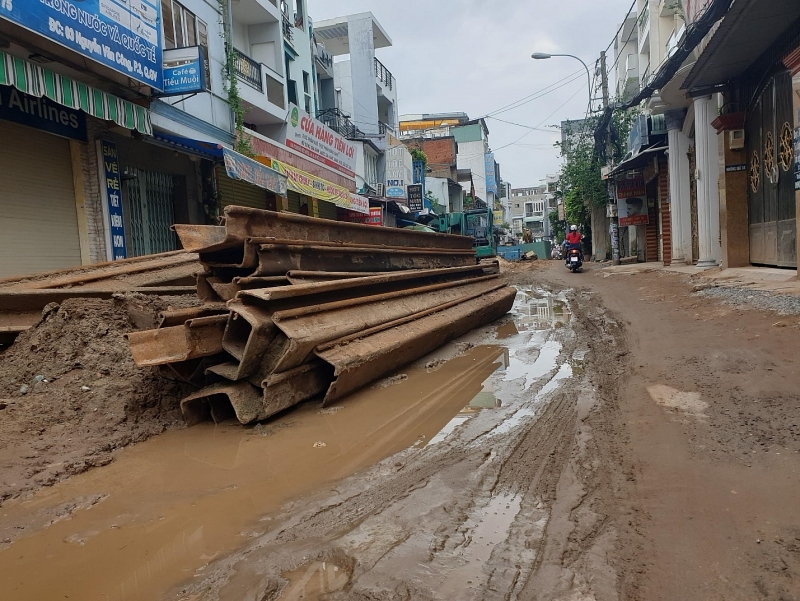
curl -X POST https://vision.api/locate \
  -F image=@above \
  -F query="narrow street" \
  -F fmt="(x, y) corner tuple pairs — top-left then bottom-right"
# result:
(2, 261), (798, 600)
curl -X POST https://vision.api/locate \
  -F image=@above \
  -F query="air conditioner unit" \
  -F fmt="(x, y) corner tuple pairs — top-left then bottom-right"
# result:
(729, 129), (745, 150)
(376, 183), (386, 197)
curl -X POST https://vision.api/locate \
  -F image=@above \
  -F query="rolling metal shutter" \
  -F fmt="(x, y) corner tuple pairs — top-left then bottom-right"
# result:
(0, 120), (81, 277)
(317, 199), (338, 221)
(216, 165), (268, 210)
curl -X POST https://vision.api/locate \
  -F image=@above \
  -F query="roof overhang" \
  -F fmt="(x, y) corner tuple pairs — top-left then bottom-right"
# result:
(313, 12), (392, 57)
(609, 144), (667, 177)
(683, 0), (800, 93)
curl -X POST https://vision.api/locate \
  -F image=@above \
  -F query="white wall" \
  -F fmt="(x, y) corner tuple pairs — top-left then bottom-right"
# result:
(457, 140), (488, 202)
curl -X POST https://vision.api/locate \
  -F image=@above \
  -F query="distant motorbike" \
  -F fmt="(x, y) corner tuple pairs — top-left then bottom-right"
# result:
(565, 247), (583, 272)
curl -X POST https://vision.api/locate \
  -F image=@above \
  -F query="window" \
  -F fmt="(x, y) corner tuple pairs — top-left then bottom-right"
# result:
(162, 0), (208, 53)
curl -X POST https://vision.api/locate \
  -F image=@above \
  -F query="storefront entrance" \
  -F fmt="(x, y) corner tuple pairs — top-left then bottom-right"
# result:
(746, 70), (797, 268)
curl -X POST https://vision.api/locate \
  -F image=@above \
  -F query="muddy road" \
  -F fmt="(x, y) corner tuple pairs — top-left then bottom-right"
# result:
(1, 262), (799, 600)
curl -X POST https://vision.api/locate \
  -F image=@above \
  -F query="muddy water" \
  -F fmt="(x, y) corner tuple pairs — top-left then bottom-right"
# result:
(0, 346), (509, 601)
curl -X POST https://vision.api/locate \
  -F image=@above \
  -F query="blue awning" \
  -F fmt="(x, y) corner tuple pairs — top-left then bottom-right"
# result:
(150, 131), (225, 160)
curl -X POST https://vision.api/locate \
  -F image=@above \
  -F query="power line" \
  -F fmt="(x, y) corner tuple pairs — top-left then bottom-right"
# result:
(493, 82), (587, 152)
(602, 0), (638, 55)
(487, 115), (562, 132)
(479, 70), (585, 118)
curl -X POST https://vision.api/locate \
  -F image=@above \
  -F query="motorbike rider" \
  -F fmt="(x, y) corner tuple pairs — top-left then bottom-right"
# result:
(563, 225), (583, 262)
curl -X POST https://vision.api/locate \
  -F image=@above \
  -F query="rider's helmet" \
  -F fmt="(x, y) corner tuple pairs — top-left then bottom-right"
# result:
(570, 225), (578, 231)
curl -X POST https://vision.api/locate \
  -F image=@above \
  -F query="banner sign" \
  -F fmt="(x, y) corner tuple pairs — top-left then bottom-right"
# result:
(0, 0), (163, 90)
(98, 140), (127, 260)
(224, 149), (288, 195)
(493, 210), (503, 225)
(285, 104), (356, 178)
(407, 184), (424, 211)
(615, 175), (648, 227)
(0, 85), (86, 140)
(485, 153), (498, 195)
(264, 158), (369, 214)
(160, 47), (208, 97)
(346, 207), (382, 226)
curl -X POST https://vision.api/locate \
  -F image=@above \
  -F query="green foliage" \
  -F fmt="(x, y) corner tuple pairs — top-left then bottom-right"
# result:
(555, 109), (637, 241)
(549, 211), (565, 243)
(410, 148), (428, 165)
(219, 0), (254, 157)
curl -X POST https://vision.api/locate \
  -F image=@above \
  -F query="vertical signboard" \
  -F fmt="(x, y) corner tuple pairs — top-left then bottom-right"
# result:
(98, 140), (127, 260)
(407, 184), (424, 212)
(485, 153), (498, 195)
(616, 176), (649, 226)
(0, 0), (163, 90)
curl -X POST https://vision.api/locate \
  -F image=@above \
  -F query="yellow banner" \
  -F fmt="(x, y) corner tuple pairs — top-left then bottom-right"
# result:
(255, 157), (369, 214)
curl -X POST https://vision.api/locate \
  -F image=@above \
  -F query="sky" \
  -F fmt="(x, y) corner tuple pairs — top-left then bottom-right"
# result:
(307, 0), (632, 189)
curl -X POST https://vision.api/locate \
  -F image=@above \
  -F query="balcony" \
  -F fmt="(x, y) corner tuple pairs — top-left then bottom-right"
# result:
(234, 48), (263, 91)
(374, 57), (394, 91)
(665, 25), (685, 60)
(280, 1), (294, 42)
(317, 108), (364, 139)
(378, 121), (396, 136)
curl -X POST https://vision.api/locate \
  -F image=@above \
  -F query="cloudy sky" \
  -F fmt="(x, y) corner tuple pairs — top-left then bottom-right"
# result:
(307, 0), (631, 188)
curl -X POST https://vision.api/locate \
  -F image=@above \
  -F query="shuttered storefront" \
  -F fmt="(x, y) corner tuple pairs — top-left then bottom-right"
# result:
(317, 199), (338, 220)
(216, 165), (270, 210)
(0, 120), (81, 277)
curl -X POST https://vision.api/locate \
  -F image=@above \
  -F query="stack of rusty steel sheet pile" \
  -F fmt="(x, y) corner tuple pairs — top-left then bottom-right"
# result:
(126, 206), (517, 426)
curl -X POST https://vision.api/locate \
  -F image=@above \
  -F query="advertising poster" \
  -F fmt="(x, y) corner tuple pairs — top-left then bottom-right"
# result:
(225, 149), (288, 195)
(284, 104), (356, 178)
(346, 207), (382, 226)
(265, 158), (369, 214)
(485, 153), (498, 195)
(0, 0), (163, 89)
(616, 176), (649, 227)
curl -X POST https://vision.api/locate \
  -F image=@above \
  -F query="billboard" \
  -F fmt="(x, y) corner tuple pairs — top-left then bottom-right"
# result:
(285, 104), (357, 178)
(0, 0), (163, 90)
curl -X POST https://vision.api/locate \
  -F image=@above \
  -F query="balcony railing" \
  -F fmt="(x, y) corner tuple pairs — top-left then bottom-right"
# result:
(378, 121), (396, 136)
(314, 43), (333, 69)
(374, 57), (393, 90)
(317, 108), (364, 139)
(233, 48), (263, 92)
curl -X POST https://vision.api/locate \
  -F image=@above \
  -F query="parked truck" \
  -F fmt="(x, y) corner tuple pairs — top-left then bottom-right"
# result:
(438, 207), (496, 259)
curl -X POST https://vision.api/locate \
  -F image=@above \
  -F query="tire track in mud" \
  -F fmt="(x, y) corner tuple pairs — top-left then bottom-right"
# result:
(172, 283), (637, 601)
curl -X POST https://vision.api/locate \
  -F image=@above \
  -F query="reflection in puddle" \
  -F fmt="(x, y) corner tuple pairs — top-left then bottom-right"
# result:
(513, 287), (572, 331)
(495, 321), (519, 339)
(428, 350), (507, 446)
(504, 339), (562, 390)
(279, 561), (350, 600)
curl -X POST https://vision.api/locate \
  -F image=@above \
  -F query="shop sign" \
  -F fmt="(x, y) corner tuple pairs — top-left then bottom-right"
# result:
(386, 180), (405, 198)
(346, 207), (383, 226)
(159, 47), (208, 97)
(616, 175), (648, 227)
(98, 140), (127, 260)
(485, 153), (498, 195)
(284, 104), (356, 178)
(224, 149), (288, 195)
(794, 126), (800, 191)
(407, 184), (423, 211)
(0, 0), (163, 90)
(493, 210), (503, 225)
(264, 158), (369, 214)
(0, 85), (86, 140)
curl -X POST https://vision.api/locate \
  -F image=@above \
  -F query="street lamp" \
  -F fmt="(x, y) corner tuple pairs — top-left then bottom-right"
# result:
(531, 52), (593, 110)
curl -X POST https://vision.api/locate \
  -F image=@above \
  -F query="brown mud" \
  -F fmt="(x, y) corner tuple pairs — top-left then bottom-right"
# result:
(0, 294), (200, 504)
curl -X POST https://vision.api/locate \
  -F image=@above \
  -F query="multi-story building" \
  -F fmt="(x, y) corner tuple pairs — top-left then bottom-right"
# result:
(510, 186), (550, 238)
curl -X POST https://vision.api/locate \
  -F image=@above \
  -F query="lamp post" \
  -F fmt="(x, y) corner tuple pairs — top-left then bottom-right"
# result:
(531, 52), (593, 110)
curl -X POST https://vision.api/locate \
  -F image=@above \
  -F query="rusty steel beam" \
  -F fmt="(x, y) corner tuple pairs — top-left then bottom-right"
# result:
(316, 286), (517, 405)
(126, 314), (228, 366)
(0, 286), (197, 314)
(269, 276), (504, 373)
(253, 243), (476, 276)
(260, 361), (332, 420)
(237, 264), (492, 308)
(180, 381), (265, 426)
(285, 271), (390, 284)
(158, 304), (227, 328)
(175, 207), (474, 255)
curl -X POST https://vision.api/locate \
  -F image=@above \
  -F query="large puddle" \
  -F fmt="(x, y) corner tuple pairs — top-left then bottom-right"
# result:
(0, 287), (576, 601)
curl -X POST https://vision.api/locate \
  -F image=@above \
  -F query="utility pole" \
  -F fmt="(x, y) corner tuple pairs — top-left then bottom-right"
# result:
(600, 51), (621, 265)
